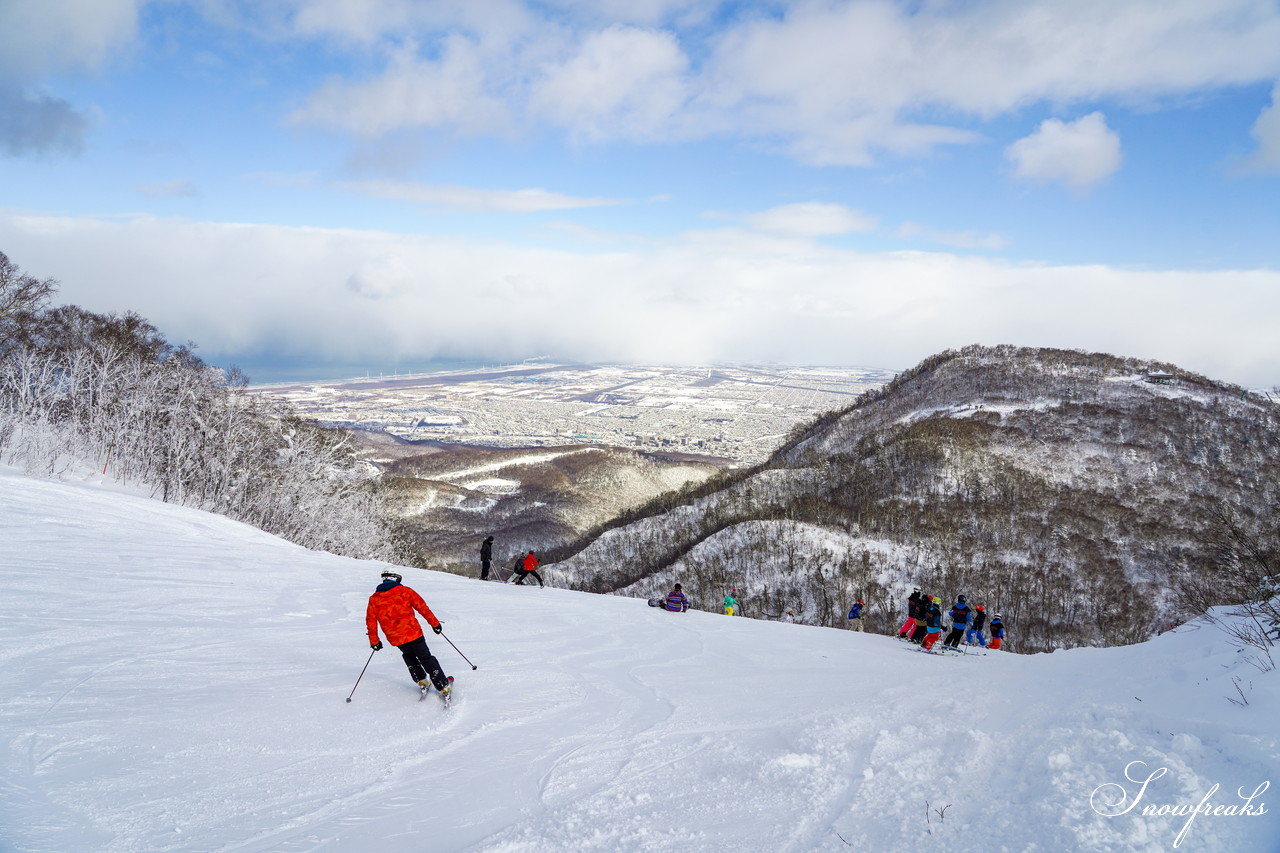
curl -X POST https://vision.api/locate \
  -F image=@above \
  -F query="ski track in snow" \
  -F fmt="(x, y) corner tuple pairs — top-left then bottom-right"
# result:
(1, 466), (1278, 853)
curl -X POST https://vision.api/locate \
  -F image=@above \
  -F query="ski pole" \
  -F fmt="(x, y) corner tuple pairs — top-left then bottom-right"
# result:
(440, 631), (478, 670)
(346, 647), (376, 703)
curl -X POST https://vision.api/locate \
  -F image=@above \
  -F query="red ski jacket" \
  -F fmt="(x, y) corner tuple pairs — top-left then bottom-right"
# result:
(366, 582), (440, 646)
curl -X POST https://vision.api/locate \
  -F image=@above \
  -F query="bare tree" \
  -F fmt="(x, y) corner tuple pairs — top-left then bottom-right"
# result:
(1176, 507), (1279, 671)
(0, 251), (57, 331)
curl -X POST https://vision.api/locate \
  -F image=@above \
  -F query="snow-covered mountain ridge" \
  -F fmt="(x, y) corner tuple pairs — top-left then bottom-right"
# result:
(552, 346), (1280, 651)
(1, 464), (1276, 852)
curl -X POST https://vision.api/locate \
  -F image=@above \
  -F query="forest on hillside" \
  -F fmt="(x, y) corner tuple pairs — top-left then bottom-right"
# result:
(551, 345), (1280, 653)
(0, 251), (404, 561)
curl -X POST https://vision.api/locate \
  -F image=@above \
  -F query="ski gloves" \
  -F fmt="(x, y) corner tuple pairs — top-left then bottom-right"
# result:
(371, 642), (383, 651)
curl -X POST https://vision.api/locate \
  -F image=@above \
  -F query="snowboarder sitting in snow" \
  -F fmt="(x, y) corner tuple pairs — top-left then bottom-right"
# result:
(724, 589), (739, 616)
(664, 583), (690, 612)
(847, 599), (865, 632)
(366, 571), (452, 695)
(989, 614), (1006, 650)
(510, 551), (544, 587)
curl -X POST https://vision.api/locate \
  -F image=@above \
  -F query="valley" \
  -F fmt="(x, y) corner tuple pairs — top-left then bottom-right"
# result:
(253, 362), (893, 466)
(251, 363), (892, 575)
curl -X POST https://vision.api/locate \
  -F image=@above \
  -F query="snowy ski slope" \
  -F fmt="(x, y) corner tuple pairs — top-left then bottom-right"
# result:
(0, 467), (1276, 853)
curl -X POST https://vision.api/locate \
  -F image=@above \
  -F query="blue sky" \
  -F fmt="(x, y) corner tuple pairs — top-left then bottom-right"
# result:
(1, 0), (1279, 385)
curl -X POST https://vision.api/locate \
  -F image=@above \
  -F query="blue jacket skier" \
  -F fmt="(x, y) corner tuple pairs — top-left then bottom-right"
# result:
(965, 605), (988, 646)
(944, 595), (971, 648)
(847, 599), (865, 632)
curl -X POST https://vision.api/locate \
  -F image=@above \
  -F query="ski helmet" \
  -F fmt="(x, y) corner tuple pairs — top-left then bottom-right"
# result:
(976, 605), (984, 611)
(674, 583), (683, 590)
(381, 571), (402, 583)
(957, 594), (966, 603)
(932, 596), (941, 604)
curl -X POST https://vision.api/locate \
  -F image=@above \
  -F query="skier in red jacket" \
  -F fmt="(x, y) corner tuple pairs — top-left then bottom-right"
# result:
(366, 571), (451, 695)
(510, 551), (544, 587)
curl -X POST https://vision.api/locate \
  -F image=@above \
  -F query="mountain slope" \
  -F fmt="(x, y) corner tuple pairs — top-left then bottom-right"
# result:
(552, 346), (1280, 650)
(1, 465), (1277, 852)
(368, 439), (720, 572)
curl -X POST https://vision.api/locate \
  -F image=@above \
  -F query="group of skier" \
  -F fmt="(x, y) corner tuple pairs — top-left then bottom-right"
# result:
(897, 588), (1006, 652)
(657, 585), (744, 615)
(364, 538), (1015, 701)
(480, 535), (544, 587)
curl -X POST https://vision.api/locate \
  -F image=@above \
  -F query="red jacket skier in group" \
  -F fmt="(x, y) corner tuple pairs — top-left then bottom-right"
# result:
(511, 551), (544, 587)
(366, 570), (452, 694)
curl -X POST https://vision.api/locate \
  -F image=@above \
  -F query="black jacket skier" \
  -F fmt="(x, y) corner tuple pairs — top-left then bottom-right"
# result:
(480, 536), (494, 580)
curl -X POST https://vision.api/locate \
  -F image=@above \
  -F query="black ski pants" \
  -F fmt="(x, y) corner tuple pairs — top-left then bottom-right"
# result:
(480, 558), (491, 580)
(944, 626), (965, 648)
(396, 635), (449, 691)
(513, 569), (544, 587)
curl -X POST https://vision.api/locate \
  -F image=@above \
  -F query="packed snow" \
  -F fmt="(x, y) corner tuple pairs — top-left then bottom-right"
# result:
(1, 467), (1276, 853)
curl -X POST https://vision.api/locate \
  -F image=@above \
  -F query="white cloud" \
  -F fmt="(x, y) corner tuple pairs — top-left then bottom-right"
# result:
(530, 25), (690, 142)
(747, 203), (877, 237)
(540, 0), (721, 28)
(896, 222), (1009, 251)
(288, 36), (511, 137)
(341, 179), (622, 212)
(283, 0), (536, 47)
(1245, 81), (1280, 173)
(136, 179), (199, 199)
(346, 253), (411, 299)
(0, 0), (142, 157)
(1005, 113), (1123, 194)
(0, 0), (143, 78)
(3, 211), (1278, 386)
(281, 1), (1280, 166)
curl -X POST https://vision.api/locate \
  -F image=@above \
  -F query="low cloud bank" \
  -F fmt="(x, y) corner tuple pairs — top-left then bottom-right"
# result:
(1, 211), (1276, 386)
